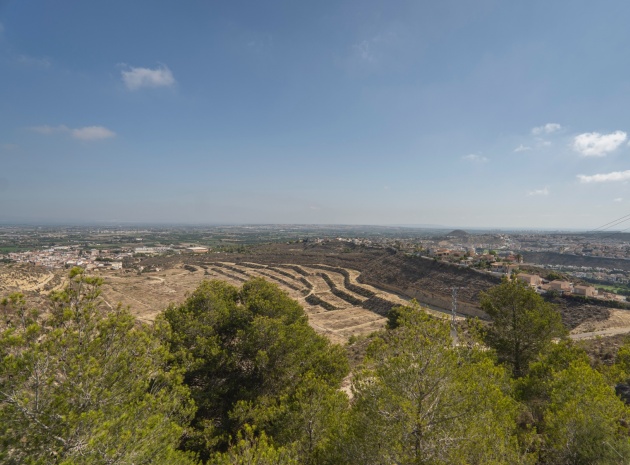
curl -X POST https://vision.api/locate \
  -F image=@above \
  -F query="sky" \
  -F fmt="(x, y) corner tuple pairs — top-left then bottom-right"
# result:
(2, 0), (630, 229)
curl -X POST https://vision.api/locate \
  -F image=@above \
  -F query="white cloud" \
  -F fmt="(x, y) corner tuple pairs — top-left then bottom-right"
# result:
(462, 154), (489, 163)
(71, 126), (116, 141)
(572, 130), (627, 157)
(614, 198), (623, 202)
(532, 123), (562, 136)
(514, 144), (531, 152)
(30, 124), (115, 141)
(527, 187), (549, 196)
(578, 170), (630, 183)
(121, 65), (175, 90)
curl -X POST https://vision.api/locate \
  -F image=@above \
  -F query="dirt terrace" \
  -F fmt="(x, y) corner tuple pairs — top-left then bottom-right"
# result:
(202, 262), (404, 344)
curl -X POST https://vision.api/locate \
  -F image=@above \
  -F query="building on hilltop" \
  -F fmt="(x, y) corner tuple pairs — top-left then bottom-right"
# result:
(517, 273), (542, 287)
(490, 262), (519, 275)
(549, 280), (573, 294)
(573, 285), (597, 297)
(430, 248), (451, 258)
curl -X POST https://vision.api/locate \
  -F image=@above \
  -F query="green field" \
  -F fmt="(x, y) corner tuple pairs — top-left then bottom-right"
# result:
(0, 246), (30, 254)
(594, 283), (630, 295)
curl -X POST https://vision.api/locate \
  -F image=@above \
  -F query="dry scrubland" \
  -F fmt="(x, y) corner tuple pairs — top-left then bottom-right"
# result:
(1, 260), (398, 342)
(104, 261), (407, 344)
(0, 264), (67, 310)
(2, 241), (630, 343)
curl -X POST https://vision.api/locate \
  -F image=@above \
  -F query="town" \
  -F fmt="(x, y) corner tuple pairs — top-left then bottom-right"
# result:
(2, 224), (630, 302)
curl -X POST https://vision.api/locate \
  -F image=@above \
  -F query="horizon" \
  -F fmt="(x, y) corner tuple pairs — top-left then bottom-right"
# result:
(0, 220), (623, 234)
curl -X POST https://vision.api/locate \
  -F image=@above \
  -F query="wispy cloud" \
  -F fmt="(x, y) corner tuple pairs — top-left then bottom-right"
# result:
(30, 124), (115, 141)
(71, 126), (116, 141)
(350, 29), (401, 66)
(572, 131), (627, 157)
(527, 187), (549, 196)
(17, 54), (51, 68)
(462, 154), (488, 163)
(121, 65), (176, 90)
(30, 125), (69, 134)
(578, 170), (630, 183)
(532, 123), (561, 136)
(246, 33), (273, 54)
(514, 144), (531, 152)
(614, 198), (623, 202)
(354, 40), (376, 63)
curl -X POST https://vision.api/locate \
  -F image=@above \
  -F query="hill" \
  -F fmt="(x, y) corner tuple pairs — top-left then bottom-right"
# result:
(446, 229), (469, 237)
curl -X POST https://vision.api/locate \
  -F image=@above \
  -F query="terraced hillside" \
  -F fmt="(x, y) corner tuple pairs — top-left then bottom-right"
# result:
(181, 241), (627, 335)
(179, 241), (499, 318)
(199, 261), (415, 344)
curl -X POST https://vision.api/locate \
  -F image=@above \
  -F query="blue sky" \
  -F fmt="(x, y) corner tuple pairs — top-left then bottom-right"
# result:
(2, 0), (630, 228)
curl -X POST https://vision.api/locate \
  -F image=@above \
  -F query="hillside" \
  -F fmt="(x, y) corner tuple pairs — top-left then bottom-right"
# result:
(524, 251), (630, 271)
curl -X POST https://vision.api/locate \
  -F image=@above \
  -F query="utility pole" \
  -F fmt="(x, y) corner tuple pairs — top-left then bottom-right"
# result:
(450, 287), (458, 324)
(444, 286), (466, 346)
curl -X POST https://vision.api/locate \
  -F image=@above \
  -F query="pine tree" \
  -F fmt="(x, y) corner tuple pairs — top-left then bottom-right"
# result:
(0, 268), (197, 465)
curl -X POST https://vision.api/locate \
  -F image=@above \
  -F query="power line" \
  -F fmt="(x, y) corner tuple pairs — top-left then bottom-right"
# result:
(575, 212), (630, 246)
(594, 225), (630, 241)
(585, 212), (630, 234)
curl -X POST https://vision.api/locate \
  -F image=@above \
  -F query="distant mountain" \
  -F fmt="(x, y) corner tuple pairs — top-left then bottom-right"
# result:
(446, 229), (469, 237)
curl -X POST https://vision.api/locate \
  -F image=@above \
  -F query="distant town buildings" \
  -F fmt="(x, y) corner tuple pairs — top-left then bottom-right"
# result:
(2, 225), (629, 303)
(5, 246), (134, 270)
(186, 247), (209, 254)
(134, 246), (172, 255)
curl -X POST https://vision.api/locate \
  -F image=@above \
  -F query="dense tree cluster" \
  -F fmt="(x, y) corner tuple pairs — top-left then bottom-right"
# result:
(2, 270), (630, 464)
(0, 268), (196, 465)
(480, 278), (566, 377)
(159, 278), (349, 463)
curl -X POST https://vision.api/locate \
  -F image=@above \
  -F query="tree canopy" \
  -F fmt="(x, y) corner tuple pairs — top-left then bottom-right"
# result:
(0, 268), (196, 465)
(160, 277), (349, 463)
(339, 303), (528, 465)
(480, 278), (566, 377)
(4, 271), (630, 464)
